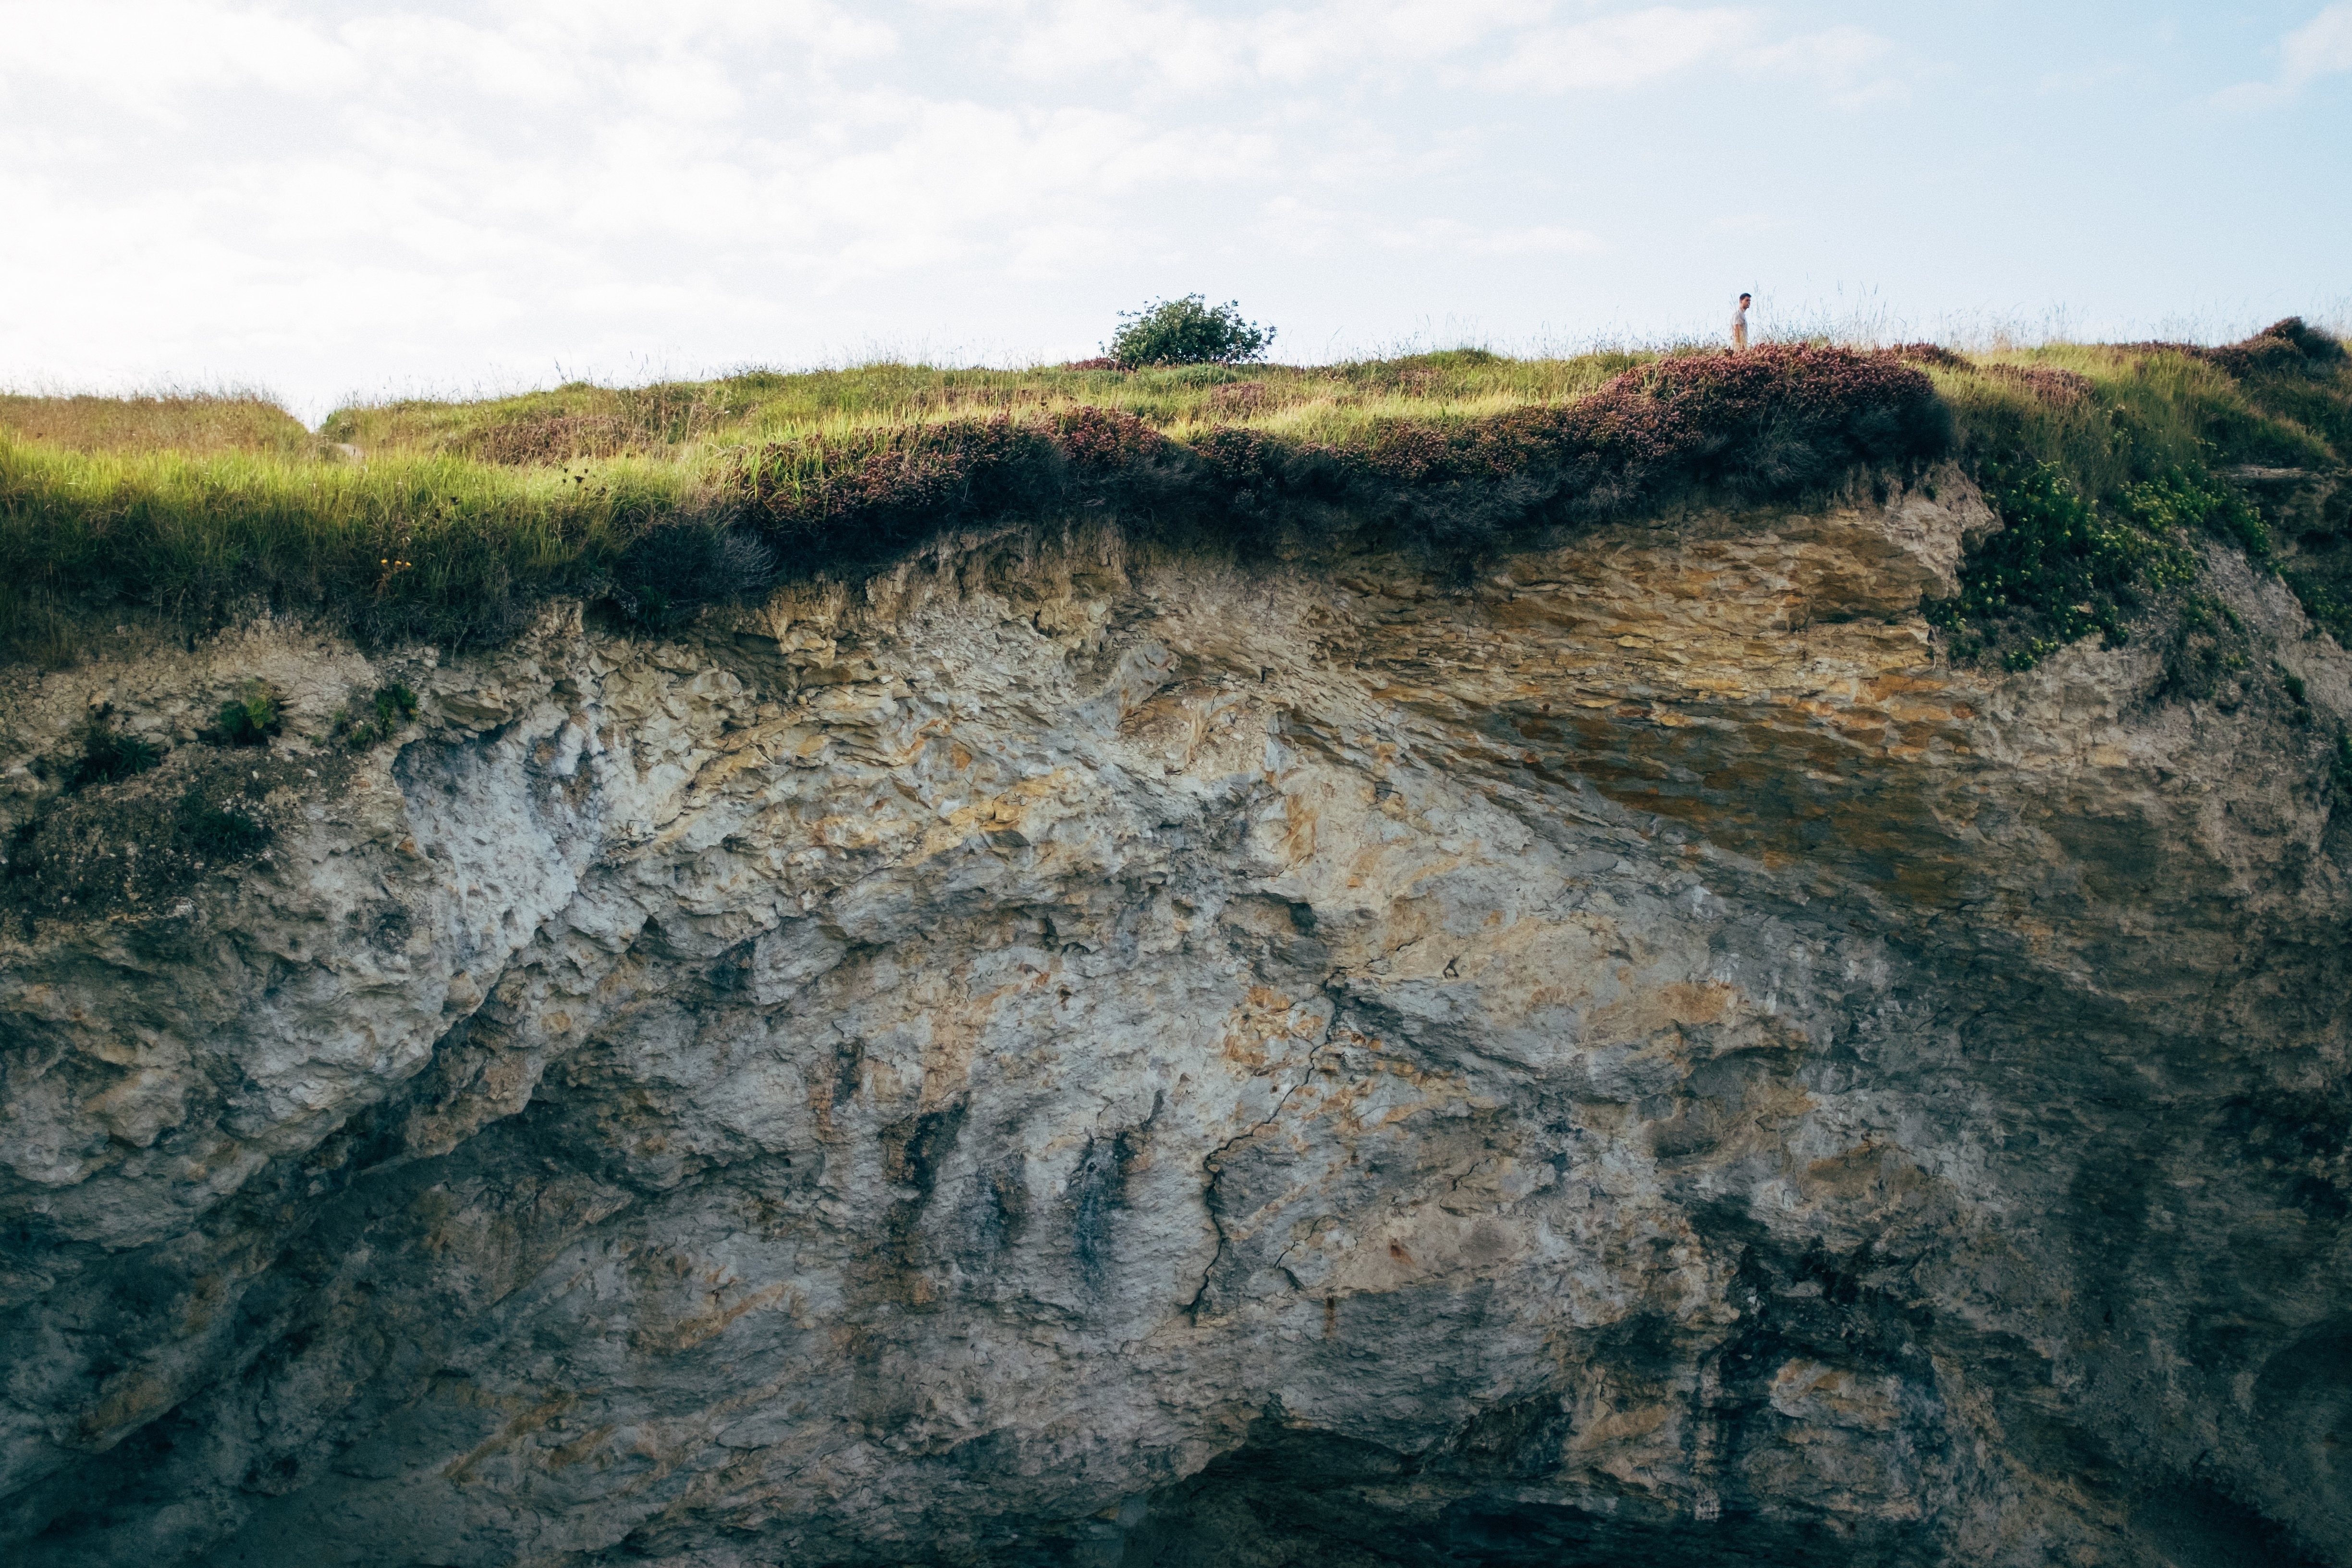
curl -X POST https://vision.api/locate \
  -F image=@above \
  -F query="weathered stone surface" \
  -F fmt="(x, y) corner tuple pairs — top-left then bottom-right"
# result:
(1, 468), (2347, 1566)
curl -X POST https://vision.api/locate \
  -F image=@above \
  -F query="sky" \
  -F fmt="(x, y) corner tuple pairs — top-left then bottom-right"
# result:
(0, 0), (2347, 422)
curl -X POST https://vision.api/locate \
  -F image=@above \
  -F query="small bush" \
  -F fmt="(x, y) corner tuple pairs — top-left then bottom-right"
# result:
(2158, 593), (2252, 704)
(2278, 663), (2315, 725)
(612, 515), (777, 628)
(207, 679), (282, 747)
(2117, 466), (2270, 559)
(2285, 566), (2352, 645)
(1926, 460), (2197, 670)
(332, 683), (418, 748)
(1106, 296), (1275, 368)
(1892, 343), (1972, 369)
(2198, 317), (2346, 380)
(66, 709), (163, 789)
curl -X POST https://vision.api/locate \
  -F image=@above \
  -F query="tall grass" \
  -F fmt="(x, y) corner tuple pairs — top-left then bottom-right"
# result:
(0, 392), (313, 457)
(0, 437), (692, 657)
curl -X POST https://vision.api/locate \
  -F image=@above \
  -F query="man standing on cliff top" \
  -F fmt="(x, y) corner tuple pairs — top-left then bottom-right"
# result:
(1731, 293), (1751, 352)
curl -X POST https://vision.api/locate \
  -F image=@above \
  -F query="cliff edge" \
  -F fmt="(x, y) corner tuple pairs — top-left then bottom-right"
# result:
(2, 466), (2348, 1566)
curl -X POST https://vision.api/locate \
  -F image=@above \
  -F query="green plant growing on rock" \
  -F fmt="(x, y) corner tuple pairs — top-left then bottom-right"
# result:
(1106, 296), (1275, 368)
(2158, 592), (2253, 704)
(2277, 663), (2315, 726)
(65, 707), (164, 789)
(2, 320), (2340, 669)
(1926, 460), (2198, 670)
(331, 683), (418, 748)
(207, 679), (282, 747)
(2117, 466), (2269, 559)
(2284, 566), (2352, 646)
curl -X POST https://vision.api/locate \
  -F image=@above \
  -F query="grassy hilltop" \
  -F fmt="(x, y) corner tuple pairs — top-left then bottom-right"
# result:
(2, 322), (2347, 672)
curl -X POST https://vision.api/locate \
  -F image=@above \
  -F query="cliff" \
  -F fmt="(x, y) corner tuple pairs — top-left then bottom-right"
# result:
(3, 461), (2347, 1566)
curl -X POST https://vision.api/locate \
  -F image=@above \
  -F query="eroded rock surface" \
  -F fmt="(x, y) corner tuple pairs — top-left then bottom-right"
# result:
(2, 469), (2348, 1566)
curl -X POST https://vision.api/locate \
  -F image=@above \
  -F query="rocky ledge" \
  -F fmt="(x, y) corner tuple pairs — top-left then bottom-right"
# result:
(1, 467), (2347, 1567)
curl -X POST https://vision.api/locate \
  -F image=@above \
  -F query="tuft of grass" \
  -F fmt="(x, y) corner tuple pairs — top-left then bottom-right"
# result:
(331, 683), (419, 748)
(2156, 592), (2253, 705)
(66, 708), (165, 789)
(2285, 566), (2352, 644)
(0, 436), (693, 657)
(207, 678), (283, 747)
(2278, 662), (2315, 726)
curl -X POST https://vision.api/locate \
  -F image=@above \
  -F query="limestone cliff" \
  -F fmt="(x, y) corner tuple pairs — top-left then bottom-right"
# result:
(2, 467), (2347, 1566)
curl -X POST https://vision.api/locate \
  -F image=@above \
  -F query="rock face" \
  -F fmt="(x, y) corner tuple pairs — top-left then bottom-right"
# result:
(2, 469), (2348, 1567)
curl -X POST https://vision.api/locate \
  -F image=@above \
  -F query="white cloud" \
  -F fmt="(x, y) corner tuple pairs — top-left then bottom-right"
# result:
(981, 0), (1890, 97)
(1487, 7), (1754, 91)
(0, 2), (1991, 419)
(2280, 1), (2352, 86)
(1377, 219), (1604, 257)
(0, 0), (898, 110)
(0, 1), (355, 113)
(1490, 9), (1895, 98)
(2215, 1), (2352, 106)
(992, 0), (1550, 91)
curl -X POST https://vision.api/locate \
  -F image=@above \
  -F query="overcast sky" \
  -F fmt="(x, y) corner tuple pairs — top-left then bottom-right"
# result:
(2, 0), (2347, 420)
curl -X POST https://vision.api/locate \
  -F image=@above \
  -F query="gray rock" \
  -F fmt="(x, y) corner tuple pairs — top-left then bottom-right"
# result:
(1, 471), (2346, 1566)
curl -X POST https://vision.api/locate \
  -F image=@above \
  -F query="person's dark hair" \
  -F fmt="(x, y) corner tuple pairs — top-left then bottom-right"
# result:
(1740, 292), (1752, 302)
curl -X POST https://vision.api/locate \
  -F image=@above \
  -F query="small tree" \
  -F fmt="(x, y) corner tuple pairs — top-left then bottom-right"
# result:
(1105, 295), (1274, 368)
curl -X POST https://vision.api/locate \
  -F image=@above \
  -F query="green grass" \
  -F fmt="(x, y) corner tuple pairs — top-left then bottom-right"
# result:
(0, 392), (315, 457)
(317, 350), (1642, 462)
(0, 435), (690, 658)
(1912, 323), (2349, 666)
(3, 326), (2346, 670)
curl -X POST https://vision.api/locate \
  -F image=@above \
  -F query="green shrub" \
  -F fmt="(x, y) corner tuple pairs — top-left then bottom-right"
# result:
(207, 679), (281, 747)
(2117, 466), (2269, 559)
(1106, 296), (1275, 368)
(1925, 459), (2198, 669)
(2284, 566), (2352, 645)
(66, 710), (164, 789)
(2278, 663), (2315, 725)
(332, 682), (418, 748)
(2157, 592), (2252, 704)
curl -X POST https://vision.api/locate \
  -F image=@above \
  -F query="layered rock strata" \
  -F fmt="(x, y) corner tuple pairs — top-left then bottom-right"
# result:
(1, 467), (2347, 1566)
